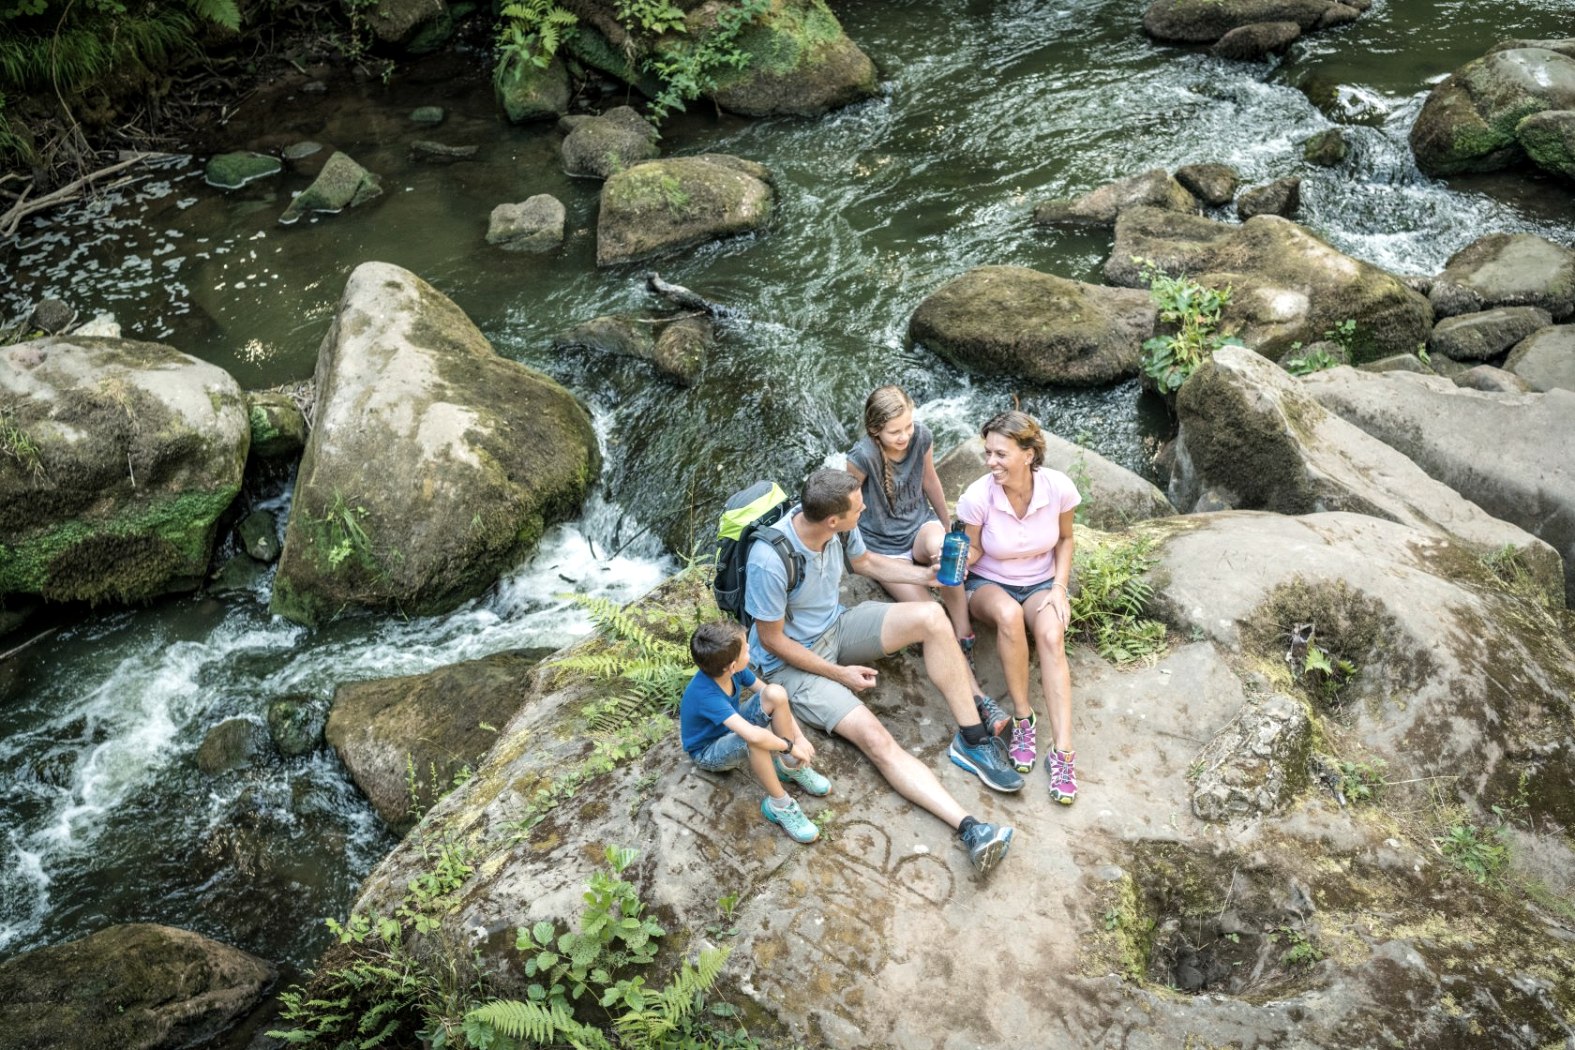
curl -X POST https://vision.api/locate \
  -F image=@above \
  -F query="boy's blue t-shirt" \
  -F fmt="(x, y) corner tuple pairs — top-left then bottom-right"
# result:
(679, 668), (758, 754)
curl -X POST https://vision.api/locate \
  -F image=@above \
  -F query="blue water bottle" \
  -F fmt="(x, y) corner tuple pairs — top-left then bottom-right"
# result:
(938, 520), (969, 587)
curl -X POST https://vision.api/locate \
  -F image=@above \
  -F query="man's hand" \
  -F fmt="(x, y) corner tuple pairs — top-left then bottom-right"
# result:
(838, 665), (879, 691)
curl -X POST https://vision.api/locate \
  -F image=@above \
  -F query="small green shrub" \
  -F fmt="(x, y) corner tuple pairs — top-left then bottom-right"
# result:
(497, 0), (579, 70)
(1070, 535), (1168, 664)
(1284, 346), (1342, 376)
(1436, 822), (1509, 884)
(552, 593), (693, 732)
(1133, 257), (1245, 393)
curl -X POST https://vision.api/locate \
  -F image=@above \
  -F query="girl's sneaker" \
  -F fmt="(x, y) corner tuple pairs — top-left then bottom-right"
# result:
(774, 757), (831, 796)
(1008, 714), (1037, 773)
(1048, 749), (1078, 805)
(761, 796), (819, 843)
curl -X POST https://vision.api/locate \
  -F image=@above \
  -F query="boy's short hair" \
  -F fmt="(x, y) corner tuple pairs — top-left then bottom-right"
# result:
(801, 468), (859, 522)
(690, 620), (747, 677)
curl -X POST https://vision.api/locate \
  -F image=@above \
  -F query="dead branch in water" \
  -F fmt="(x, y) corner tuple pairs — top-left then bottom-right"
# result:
(0, 152), (171, 240)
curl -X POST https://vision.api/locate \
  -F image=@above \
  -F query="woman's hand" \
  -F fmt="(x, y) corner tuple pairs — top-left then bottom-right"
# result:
(1050, 581), (1071, 625)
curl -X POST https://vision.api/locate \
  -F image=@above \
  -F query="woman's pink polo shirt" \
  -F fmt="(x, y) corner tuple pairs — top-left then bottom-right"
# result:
(955, 467), (1081, 586)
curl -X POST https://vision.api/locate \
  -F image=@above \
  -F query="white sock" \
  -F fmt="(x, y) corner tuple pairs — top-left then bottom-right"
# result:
(767, 793), (792, 811)
(779, 754), (802, 769)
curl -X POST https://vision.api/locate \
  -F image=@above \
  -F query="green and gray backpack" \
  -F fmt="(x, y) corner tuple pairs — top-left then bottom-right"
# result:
(712, 481), (803, 631)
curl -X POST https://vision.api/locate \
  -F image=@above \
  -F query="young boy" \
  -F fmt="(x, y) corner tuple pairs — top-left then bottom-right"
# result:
(680, 620), (832, 844)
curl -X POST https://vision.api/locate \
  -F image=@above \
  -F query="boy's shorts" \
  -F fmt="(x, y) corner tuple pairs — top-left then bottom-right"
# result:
(688, 694), (770, 772)
(764, 601), (889, 735)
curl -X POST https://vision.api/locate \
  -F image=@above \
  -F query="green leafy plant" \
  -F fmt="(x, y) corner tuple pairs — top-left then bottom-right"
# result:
(1296, 635), (1358, 703)
(1284, 346), (1342, 376)
(1336, 758), (1387, 805)
(1269, 925), (1323, 967)
(497, 0), (579, 70)
(643, 0), (769, 121)
(1133, 257), (1245, 393)
(1069, 535), (1168, 664)
(1436, 822), (1509, 884)
(553, 593), (693, 733)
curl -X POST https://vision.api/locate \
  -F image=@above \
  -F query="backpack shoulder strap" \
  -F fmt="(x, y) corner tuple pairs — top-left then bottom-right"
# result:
(761, 530), (803, 595)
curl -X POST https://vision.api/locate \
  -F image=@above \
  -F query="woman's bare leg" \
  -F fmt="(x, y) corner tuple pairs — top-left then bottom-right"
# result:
(967, 585), (1032, 720)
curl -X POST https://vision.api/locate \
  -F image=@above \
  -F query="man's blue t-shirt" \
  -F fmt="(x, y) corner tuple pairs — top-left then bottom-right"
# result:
(744, 508), (866, 675)
(679, 668), (758, 754)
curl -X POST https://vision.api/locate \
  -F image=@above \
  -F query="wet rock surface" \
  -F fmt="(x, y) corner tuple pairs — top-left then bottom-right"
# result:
(560, 105), (660, 179)
(1033, 169), (1198, 226)
(486, 194), (566, 253)
(596, 155), (774, 266)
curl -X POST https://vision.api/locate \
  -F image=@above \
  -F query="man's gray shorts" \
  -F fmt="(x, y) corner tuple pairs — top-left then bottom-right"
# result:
(763, 601), (890, 734)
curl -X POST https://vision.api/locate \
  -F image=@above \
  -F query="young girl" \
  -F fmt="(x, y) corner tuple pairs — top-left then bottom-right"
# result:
(955, 410), (1082, 803)
(844, 386), (1002, 728)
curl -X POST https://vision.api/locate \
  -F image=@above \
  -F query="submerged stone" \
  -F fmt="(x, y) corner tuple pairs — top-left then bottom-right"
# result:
(278, 151), (382, 225)
(204, 151), (282, 190)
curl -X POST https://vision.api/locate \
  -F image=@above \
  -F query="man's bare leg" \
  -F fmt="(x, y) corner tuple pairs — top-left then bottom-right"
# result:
(831, 705), (966, 828)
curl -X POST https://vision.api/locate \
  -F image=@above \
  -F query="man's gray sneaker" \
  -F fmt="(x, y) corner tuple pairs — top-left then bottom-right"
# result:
(948, 732), (1025, 793)
(959, 821), (1014, 875)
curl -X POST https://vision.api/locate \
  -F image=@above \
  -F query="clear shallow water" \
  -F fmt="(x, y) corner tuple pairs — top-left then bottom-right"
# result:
(2, 0), (1574, 972)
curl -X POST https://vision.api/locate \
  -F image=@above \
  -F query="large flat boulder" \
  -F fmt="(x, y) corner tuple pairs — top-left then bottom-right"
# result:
(1410, 42), (1575, 176)
(330, 516), (1575, 1049)
(1303, 366), (1575, 603)
(1429, 232), (1575, 321)
(1169, 346), (1563, 598)
(908, 265), (1156, 386)
(0, 923), (275, 1050)
(326, 648), (548, 832)
(1106, 207), (1433, 362)
(0, 337), (248, 605)
(270, 262), (600, 625)
(597, 155), (773, 266)
(935, 434), (1174, 529)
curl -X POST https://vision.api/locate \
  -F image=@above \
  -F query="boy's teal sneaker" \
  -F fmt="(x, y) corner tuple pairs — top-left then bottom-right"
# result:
(775, 758), (831, 797)
(959, 821), (1014, 876)
(761, 796), (819, 843)
(948, 732), (1024, 793)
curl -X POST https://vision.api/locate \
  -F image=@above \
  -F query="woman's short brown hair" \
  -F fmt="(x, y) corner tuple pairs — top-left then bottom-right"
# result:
(980, 410), (1046, 470)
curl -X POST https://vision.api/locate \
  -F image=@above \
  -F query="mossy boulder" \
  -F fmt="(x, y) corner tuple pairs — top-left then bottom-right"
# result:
(1303, 365), (1575, 603)
(1516, 108), (1575, 178)
(596, 155), (773, 266)
(1032, 168), (1198, 227)
(696, 0), (877, 117)
(1143, 0), (1364, 43)
(0, 923), (275, 1050)
(560, 106), (659, 179)
(1236, 175), (1300, 219)
(351, 0), (449, 48)
(1210, 20), (1301, 60)
(935, 435), (1174, 529)
(1106, 207), (1433, 361)
(1169, 345), (1562, 593)
(244, 386), (308, 461)
(269, 262), (600, 625)
(278, 150), (382, 225)
(486, 194), (566, 253)
(552, 312), (710, 386)
(1410, 43), (1575, 176)
(1427, 306), (1552, 361)
(909, 265), (1156, 386)
(494, 53), (570, 124)
(0, 337), (249, 606)
(1429, 232), (1575, 321)
(204, 151), (280, 189)
(196, 716), (270, 775)
(1174, 162), (1239, 205)
(325, 648), (547, 833)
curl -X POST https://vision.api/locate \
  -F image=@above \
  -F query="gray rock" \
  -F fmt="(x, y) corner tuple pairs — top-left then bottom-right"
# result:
(1144, 0), (1359, 42)
(204, 151), (281, 189)
(552, 312), (708, 386)
(238, 510), (280, 563)
(908, 265), (1156, 386)
(703, 0), (877, 117)
(1359, 353), (1432, 374)
(409, 105), (445, 125)
(1453, 364), (1531, 393)
(1169, 345), (1559, 588)
(71, 312), (119, 338)
(29, 298), (75, 334)
(1237, 176), (1301, 219)
(409, 140), (478, 163)
(326, 649), (545, 831)
(597, 155), (774, 266)
(935, 435), (1174, 530)
(1411, 43), (1575, 175)
(1427, 306), (1552, 360)
(1211, 20), (1301, 60)
(560, 105), (659, 179)
(1516, 108), (1575, 178)
(278, 151), (382, 225)
(0, 337), (249, 605)
(0, 923), (275, 1050)
(1433, 232), (1575, 321)
(1302, 128), (1349, 166)
(359, 0), (449, 48)
(1191, 693), (1311, 821)
(1175, 163), (1240, 205)
(196, 717), (270, 775)
(267, 695), (324, 758)
(282, 140), (323, 161)
(1303, 366), (1575, 602)
(1033, 169), (1198, 227)
(1504, 324), (1575, 391)
(486, 194), (566, 253)
(1106, 208), (1432, 361)
(270, 262), (599, 625)
(244, 386), (309, 461)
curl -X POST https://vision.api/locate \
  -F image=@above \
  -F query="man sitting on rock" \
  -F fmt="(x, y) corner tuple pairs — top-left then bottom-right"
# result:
(744, 468), (1021, 875)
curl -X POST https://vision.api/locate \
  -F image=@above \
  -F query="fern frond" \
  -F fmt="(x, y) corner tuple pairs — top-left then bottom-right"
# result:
(183, 0), (241, 30)
(464, 998), (610, 1048)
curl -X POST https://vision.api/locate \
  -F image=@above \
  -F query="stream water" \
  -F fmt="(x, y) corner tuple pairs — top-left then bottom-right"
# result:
(2, 0), (1572, 982)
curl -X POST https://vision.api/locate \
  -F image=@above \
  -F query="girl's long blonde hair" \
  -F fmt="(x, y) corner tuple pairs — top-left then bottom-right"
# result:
(864, 385), (915, 508)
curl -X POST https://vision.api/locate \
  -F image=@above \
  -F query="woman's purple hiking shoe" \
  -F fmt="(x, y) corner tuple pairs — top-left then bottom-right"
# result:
(1047, 748), (1078, 805)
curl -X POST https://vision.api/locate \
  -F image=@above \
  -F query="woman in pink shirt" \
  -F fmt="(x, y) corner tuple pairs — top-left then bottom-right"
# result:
(955, 411), (1082, 804)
